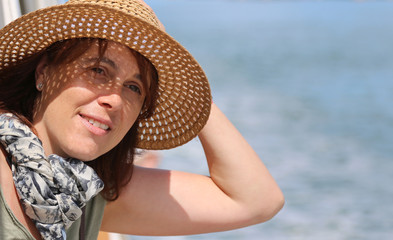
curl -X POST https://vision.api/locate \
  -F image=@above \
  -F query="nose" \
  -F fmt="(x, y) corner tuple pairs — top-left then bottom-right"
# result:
(97, 90), (123, 111)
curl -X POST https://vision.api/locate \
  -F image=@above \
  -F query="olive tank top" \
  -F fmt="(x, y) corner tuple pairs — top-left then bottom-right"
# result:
(0, 185), (107, 240)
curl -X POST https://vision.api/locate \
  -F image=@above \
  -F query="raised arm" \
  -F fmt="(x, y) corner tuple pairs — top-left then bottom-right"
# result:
(198, 103), (284, 223)
(101, 103), (284, 236)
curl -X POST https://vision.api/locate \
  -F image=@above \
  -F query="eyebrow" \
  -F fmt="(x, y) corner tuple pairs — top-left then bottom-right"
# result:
(82, 57), (118, 70)
(82, 57), (142, 81)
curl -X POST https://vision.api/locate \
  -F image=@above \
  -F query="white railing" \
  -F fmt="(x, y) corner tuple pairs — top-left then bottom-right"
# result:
(0, 0), (61, 28)
(0, 0), (22, 28)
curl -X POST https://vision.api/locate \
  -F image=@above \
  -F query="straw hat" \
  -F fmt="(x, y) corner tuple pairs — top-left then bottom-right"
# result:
(0, 0), (212, 150)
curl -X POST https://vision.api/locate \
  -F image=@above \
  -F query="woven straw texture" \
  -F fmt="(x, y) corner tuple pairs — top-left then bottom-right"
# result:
(0, 0), (211, 150)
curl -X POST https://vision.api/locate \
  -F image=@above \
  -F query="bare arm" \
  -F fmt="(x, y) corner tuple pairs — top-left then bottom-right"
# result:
(198, 103), (284, 223)
(101, 103), (284, 235)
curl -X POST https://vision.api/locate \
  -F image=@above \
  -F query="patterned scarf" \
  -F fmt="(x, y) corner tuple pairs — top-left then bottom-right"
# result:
(0, 113), (104, 240)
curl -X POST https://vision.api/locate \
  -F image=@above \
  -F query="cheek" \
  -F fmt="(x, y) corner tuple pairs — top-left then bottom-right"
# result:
(109, 102), (141, 143)
(121, 110), (139, 134)
(123, 92), (145, 115)
(40, 66), (77, 100)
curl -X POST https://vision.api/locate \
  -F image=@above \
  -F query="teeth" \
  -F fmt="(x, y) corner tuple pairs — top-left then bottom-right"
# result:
(86, 117), (109, 130)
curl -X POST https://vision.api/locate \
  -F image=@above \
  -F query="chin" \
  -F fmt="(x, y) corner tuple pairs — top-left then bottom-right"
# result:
(63, 148), (103, 162)
(62, 137), (114, 161)
(78, 157), (97, 162)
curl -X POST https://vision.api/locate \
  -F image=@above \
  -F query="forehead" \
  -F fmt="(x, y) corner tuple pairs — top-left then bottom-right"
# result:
(105, 41), (134, 56)
(79, 40), (138, 68)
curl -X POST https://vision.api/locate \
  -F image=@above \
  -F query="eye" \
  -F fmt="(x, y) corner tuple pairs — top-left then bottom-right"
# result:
(87, 66), (109, 82)
(91, 67), (105, 75)
(126, 84), (142, 95)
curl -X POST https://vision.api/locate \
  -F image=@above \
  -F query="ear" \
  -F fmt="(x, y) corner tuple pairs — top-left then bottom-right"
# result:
(35, 54), (49, 85)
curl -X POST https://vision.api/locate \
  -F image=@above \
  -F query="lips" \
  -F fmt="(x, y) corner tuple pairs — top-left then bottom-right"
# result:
(80, 114), (111, 131)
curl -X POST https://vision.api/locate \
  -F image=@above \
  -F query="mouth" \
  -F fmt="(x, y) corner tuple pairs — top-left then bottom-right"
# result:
(80, 114), (111, 131)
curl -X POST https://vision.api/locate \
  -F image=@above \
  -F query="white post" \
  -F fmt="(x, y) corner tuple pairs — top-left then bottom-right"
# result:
(36, 0), (60, 8)
(20, 0), (60, 14)
(0, 0), (22, 28)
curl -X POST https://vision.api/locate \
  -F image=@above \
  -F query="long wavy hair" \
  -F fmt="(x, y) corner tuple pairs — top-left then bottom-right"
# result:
(0, 38), (159, 201)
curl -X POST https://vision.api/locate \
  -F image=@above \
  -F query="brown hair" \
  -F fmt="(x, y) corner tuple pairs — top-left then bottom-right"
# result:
(0, 38), (159, 201)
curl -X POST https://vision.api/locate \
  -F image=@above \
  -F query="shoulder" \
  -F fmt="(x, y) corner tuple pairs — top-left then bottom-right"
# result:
(0, 183), (36, 240)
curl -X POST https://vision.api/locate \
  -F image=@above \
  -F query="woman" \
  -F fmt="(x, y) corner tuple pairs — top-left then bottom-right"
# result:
(0, 0), (284, 239)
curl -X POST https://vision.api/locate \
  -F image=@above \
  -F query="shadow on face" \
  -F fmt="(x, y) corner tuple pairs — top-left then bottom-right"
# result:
(33, 39), (158, 125)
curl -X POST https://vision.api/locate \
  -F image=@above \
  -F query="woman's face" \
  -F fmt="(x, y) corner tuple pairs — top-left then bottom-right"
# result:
(33, 41), (147, 161)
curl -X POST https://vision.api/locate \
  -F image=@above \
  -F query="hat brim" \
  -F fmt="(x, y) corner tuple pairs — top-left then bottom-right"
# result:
(0, 3), (211, 150)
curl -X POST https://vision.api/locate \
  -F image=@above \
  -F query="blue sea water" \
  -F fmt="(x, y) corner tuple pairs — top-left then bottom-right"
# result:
(130, 0), (393, 239)
(1, 0), (391, 239)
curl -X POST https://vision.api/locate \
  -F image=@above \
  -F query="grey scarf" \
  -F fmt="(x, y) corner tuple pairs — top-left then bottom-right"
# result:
(0, 113), (104, 240)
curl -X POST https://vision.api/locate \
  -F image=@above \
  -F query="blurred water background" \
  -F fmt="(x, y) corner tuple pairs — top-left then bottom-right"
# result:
(5, 0), (391, 239)
(131, 0), (393, 240)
